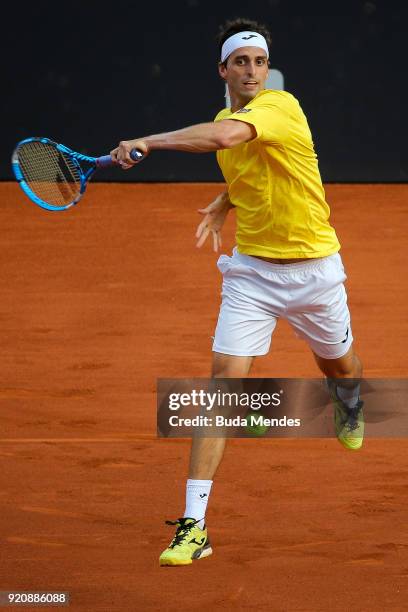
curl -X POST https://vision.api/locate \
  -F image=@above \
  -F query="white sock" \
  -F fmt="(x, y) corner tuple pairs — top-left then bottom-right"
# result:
(184, 479), (212, 529)
(337, 384), (360, 410)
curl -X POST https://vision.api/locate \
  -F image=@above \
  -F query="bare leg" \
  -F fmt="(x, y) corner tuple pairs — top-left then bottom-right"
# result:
(188, 352), (254, 479)
(312, 344), (362, 384)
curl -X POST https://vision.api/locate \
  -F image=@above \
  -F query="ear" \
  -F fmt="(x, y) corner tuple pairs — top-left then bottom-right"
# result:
(218, 62), (227, 80)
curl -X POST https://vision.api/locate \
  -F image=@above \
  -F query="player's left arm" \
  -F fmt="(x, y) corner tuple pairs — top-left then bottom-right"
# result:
(196, 191), (235, 252)
(110, 120), (256, 168)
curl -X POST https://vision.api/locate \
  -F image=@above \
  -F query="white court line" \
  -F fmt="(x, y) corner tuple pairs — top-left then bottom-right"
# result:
(0, 435), (158, 443)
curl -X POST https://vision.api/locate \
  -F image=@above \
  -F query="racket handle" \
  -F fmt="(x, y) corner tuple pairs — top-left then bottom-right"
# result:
(96, 149), (145, 168)
(96, 155), (116, 168)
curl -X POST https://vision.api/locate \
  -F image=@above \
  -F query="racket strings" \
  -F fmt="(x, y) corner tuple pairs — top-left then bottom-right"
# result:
(17, 141), (81, 207)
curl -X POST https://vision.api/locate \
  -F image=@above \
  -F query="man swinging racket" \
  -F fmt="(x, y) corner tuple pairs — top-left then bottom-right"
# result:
(111, 17), (364, 567)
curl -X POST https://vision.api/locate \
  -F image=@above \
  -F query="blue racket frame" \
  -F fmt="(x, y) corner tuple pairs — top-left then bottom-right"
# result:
(11, 137), (142, 212)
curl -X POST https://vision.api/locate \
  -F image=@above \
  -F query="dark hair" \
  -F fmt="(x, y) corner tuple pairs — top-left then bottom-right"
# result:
(217, 17), (272, 65)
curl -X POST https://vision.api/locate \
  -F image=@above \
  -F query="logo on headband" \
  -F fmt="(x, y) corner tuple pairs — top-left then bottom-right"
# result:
(242, 34), (258, 40)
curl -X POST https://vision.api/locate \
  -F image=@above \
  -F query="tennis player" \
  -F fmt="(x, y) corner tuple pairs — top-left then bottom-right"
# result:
(111, 17), (364, 566)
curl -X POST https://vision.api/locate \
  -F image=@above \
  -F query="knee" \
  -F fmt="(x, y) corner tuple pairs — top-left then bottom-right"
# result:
(353, 353), (363, 377)
(212, 364), (243, 377)
(317, 351), (363, 379)
(324, 362), (356, 378)
(211, 353), (253, 378)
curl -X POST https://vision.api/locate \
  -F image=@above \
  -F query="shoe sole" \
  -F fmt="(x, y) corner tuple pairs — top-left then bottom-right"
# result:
(337, 434), (363, 451)
(160, 545), (213, 566)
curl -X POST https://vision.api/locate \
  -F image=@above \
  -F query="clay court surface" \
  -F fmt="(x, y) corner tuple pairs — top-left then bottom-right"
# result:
(0, 182), (407, 610)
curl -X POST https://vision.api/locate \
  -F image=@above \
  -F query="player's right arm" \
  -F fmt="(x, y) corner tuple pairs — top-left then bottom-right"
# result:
(110, 120), (256, 167)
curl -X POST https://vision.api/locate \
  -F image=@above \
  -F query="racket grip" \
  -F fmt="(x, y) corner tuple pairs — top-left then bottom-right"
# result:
(96, 155), (116, 168)
(96, 149), (144, 168)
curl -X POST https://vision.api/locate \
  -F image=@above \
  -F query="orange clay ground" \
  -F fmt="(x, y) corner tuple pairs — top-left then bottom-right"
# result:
(0, 182), (407, 610)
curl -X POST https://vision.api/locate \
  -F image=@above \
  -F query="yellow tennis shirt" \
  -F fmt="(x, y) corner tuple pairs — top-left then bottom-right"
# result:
(214, 89), (340, 258)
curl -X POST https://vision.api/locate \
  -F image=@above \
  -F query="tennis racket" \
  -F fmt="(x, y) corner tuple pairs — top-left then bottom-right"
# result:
(11, 137), (144, 212)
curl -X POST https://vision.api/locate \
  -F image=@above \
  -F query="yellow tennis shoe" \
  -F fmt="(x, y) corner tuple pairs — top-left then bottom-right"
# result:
(327, 380), (364, 450)
(159, 518), (212, 566)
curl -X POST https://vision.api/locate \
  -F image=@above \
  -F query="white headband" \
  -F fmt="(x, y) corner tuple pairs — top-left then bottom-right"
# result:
(221, 31), (269, 63)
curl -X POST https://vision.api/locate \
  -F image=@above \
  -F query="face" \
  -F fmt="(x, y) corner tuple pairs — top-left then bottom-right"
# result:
(219, 46), (269, 107)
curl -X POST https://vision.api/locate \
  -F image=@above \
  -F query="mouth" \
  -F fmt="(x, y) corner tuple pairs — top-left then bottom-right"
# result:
(242, 81), (258, 88)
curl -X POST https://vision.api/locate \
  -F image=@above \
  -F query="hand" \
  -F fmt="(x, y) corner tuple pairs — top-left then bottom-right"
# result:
(110, 139), (149, 170)
(195, 193), (233, 252)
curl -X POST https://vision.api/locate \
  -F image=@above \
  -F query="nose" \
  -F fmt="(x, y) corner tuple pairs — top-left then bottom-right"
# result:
(246, 60), (257, 76)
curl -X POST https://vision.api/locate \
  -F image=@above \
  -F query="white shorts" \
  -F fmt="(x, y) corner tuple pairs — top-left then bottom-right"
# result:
(213, 248), (353, 360)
